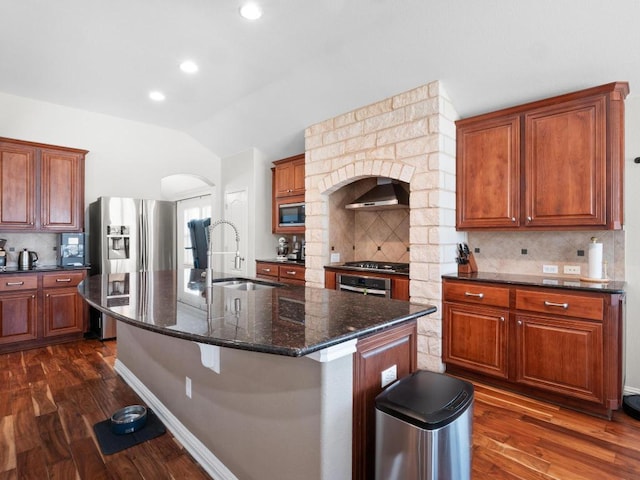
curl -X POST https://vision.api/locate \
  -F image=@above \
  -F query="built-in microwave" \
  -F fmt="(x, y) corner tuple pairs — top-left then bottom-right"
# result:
(278, 201), (305, 227)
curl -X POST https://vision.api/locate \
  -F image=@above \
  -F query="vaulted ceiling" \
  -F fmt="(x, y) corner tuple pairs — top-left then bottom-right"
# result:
(1, 0), (637, 160)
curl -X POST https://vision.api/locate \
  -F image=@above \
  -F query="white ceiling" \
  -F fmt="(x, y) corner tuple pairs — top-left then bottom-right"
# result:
(1, 0), (638, 160)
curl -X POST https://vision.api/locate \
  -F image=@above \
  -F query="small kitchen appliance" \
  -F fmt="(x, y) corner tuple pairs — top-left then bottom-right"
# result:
(0, 239), (6, 267)
(276, 237), (289, 261)
(58, 233), (85, 267)
(18, 249), (38, 269)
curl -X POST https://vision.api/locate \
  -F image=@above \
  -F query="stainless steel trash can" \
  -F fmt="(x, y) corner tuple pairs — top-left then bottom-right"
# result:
(375, 370), (474, 480)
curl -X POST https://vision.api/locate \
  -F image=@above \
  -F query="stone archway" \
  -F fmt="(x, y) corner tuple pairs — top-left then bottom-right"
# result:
(303, 80), (460, 371)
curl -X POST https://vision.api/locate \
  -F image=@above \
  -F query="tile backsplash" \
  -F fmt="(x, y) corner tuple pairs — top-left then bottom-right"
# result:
(0, 233), (59, 266)
(468, 230), (625, 280)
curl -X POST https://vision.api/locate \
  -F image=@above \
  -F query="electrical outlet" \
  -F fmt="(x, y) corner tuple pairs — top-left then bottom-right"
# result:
(564, 265), (581, 275)
(381, 365), (397, 388)
(330, 253), (340, 263)
(542, 264), (558, 274)
(185, 376), (192, 398)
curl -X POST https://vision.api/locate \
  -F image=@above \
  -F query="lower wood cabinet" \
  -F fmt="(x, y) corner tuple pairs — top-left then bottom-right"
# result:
(442, 277), (624, 418)
(42, 271), (87, 338)
(352, 320), (417, 480)
(0, 270), (88, 353)
(256, 260), (305, 286)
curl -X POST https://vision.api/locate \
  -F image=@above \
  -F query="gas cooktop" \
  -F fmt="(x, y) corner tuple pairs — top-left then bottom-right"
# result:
(342, 261), (409, 274)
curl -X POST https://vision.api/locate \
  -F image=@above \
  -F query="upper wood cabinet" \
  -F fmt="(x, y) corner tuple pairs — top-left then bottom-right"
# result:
(273, 153), (305, 197)
(272, 153), (305, 234)
(0, 137), (87, 232)
(456, 82), (628, 230)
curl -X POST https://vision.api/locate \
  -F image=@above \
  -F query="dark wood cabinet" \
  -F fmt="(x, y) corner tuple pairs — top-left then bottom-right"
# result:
(42, 271), (87, 338)
(272, 153), (305, 234)
(0, 275), (38, 345)
(442, 277), (624, 418)
(0, 137), (87, 232)
(352, 320), (417, 480)
(273, 153), (305, 197)
(40, 148), (85, 231)
(256, 260), (305, 286)
(456, 82), (628, 231)
(0, 141), (37, 229)
(0, 270), (88, 353)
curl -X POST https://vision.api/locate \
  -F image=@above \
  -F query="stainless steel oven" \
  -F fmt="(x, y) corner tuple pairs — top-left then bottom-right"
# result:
(337, 273), (391, 298)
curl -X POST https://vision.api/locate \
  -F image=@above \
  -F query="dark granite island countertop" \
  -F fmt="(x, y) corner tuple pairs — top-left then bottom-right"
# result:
(79, 269), (436, 357)
(78, 269), (437, 480)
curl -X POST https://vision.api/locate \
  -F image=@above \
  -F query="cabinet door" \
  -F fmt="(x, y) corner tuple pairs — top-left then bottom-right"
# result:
(443, 302), (509, 379)
(0, 291), (38, 344)
(274, 155), (305, 197)
(40, 148), (84, 231)
(514, 313), (604, 403)
(42, 288), (86, 337)
(352, 321), (417, 480)
(456, 115), (520, 229)
(0, 142), (37, 230)
(524, 96), (607, 227)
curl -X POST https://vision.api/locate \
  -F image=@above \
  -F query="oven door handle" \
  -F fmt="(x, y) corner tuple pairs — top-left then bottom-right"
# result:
(338, 284), (388, 296)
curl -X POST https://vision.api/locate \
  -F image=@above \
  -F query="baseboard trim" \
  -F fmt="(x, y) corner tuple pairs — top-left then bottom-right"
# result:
(114, 359), (237, 480)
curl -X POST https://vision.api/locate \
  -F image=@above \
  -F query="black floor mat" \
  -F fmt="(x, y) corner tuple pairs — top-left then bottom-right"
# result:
(93, 408), (166, 455)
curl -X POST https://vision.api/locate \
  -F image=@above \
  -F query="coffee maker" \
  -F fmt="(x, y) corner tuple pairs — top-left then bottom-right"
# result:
(0, 239), (6, 268)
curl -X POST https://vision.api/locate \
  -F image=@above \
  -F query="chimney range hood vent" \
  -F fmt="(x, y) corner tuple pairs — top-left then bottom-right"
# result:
(345, 179), (409, 211)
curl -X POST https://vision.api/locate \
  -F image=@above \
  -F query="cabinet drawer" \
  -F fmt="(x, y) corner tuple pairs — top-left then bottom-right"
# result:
(443, 281), (510, 308)
(0, 275), (38, 291)
(279, 265), (305, 282)
(515, 289), (604, 321)
(256, 263), (279, 279)
(42, 271), (85, 288)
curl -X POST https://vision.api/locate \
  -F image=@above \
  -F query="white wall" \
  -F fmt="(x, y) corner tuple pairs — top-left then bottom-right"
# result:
(624, 96), (640, 392)
(0, 91), (221, 204)
(221, 148), (274, 276)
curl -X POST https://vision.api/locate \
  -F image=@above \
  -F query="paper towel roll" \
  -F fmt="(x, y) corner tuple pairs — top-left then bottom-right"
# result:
(588, 240), (603, 279)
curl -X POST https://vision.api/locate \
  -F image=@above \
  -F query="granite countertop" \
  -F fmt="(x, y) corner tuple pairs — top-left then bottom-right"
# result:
(79, 269), (436, 357)
(442, 271), (625, 294)
(0, 265), (90, 274)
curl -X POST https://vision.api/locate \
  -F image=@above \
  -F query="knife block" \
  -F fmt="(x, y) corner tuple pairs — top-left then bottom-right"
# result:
(458, 252), (478, 274)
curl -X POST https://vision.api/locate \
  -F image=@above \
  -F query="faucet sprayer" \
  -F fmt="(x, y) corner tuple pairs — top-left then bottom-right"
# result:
(205, 219), (244, 286)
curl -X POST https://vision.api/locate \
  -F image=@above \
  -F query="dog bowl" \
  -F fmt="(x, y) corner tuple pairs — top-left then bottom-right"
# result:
(110, 405), (148, 434)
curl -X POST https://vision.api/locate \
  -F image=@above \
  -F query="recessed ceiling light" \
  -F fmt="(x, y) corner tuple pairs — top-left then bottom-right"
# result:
(149, 91), (166, 102)
(180, 60), (199, 74)
(239, 3), (262, 20)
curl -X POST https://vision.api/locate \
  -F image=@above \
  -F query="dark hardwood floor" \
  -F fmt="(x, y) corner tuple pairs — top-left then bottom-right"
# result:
(1, 338), (640, 479)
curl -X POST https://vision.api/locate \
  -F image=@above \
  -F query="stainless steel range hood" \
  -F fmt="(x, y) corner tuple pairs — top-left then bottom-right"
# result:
(345, 179), (409, 210)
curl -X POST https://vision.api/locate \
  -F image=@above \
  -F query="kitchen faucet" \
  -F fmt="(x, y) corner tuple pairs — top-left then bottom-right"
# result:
(205, 219), (244, 287)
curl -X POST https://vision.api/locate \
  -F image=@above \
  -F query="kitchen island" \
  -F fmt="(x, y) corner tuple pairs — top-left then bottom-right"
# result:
(79, 269), (436, 480)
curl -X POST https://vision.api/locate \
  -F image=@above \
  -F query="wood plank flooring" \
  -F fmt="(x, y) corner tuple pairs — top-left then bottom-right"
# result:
(1, 339), (640, 479)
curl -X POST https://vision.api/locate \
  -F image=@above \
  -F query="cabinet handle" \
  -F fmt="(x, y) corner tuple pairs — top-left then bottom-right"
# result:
(511, 217), (516, 222)
(262, 268), (271, 273)
(544, 300), (569, 309)
(56, 278), (72, 283)
(517, 320), (522, 325)
(464, 292), (484, 299)
(527, 216), (532, 222)
(499, 316), (505, 322)
(6, 281), (24, 286)
(286, 271), (297, 275)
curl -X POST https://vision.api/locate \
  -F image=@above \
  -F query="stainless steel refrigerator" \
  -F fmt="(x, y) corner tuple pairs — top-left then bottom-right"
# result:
(89, 197), (176, 339)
